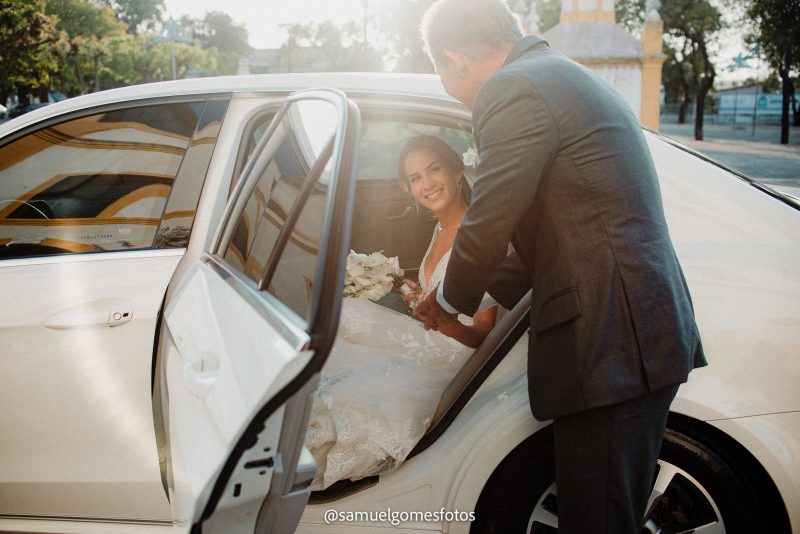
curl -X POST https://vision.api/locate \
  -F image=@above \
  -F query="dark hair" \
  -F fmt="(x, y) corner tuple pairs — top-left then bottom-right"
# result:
(397, 135), (464, 188)
(421, 0), (523, 68)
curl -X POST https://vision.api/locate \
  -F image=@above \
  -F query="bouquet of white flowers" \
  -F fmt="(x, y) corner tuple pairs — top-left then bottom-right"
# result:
(343, 250), (404, 300)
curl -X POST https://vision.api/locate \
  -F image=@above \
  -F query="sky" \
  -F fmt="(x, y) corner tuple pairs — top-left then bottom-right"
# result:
(162, 0), (763, 84)
(163, 0), (371, 49)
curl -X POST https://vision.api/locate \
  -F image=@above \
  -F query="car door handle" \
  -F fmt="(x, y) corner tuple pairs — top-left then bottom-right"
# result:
(387, 205), (413, 220)
(181, 353), (220, 399)
(43, 303), (134, 329)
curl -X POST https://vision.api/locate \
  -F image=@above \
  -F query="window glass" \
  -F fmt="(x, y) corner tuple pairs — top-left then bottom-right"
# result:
(357, 120), (473, 181)
(224, 105), (474, 321)
(0, 101), (205, 259)
(222, 99), (338, 321)
(155, 99), (229, 248)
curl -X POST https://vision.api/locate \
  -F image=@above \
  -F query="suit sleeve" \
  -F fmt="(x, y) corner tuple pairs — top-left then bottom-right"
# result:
(487, 252), (531, 310)
(443, 73), (558, 316)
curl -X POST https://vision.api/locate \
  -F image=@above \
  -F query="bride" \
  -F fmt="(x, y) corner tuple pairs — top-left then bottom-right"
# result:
(305, 135), (498, 490)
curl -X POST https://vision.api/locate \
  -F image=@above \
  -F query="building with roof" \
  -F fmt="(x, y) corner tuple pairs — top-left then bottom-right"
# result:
(541, 0), (665, 129)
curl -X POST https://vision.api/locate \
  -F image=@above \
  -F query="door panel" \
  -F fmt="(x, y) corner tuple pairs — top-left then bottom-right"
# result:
(158, 90), (359, 532)
(0, 251), (181, 521)
(163, 259), (312, 524)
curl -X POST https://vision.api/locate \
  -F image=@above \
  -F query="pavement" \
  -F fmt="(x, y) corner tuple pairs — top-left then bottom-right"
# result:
(659, 117), (800, 198)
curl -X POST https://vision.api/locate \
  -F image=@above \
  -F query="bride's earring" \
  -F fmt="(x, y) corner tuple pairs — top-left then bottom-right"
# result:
(456, 179), (463, 196)
(414, 199), (420, 216)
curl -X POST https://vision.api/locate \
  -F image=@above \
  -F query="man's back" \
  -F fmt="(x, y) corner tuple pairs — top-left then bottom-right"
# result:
(469, 36), (706, 419)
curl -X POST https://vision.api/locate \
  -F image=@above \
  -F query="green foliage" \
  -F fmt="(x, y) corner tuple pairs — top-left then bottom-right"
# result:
(745, 0), (800, 142)
(615, 0), (646, 33)
(0, 0), (63, 102)
(378, 0), (435, 72)
(106, 0), (164, 34)
(193, 11), (250, 75)
(278, 19), (383, 72)
(1, 0), (250, 102)
(45, 0), (126, 95)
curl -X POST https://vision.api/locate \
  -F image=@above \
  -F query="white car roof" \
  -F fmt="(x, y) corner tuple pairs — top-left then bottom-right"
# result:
(0, 73), (455, 137)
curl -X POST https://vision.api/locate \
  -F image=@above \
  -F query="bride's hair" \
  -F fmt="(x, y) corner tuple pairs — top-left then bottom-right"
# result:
(397, 135), (470, 203)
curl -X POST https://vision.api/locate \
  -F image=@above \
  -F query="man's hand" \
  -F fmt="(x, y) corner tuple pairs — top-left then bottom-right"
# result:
(415, 287), (456, 331)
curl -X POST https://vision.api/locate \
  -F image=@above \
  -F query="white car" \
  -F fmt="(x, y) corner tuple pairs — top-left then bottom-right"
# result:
(0, 74), (798, 534)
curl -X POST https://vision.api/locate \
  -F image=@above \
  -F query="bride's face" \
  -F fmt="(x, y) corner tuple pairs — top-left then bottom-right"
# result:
(403, 148), (462, 214)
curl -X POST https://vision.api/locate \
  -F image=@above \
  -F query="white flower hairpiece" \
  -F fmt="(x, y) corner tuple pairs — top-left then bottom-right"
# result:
(462, 146), (479, 168)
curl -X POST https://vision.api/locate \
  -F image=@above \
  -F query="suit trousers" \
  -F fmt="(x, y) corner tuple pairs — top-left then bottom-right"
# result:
(552, 384), (680, 534)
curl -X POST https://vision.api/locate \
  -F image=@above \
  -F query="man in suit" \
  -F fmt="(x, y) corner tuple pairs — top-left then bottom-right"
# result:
(414, 0), (707, 532)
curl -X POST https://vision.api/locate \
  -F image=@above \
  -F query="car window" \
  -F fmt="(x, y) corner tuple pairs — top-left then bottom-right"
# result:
(0, 99), (227, 259)
(357, 119), (473, 181)
(222, 98), (339, 322)
(243, 112), (474, 183)
(155, 99), (229, 248)
(238, 111), (472, 269)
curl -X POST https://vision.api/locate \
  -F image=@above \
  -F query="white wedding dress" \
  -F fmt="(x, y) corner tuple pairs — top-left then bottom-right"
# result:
(305, 224), (474, 490)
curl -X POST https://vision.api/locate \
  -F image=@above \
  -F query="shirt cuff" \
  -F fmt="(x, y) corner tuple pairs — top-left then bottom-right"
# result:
(436, 281), (460, 314)
(437, 281), (498, 315)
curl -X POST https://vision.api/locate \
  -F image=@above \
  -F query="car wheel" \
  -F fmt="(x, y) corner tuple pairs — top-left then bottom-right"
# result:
(471, 425), (786, 534)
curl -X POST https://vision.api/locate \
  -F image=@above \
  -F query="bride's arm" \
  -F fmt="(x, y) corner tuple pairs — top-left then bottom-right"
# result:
(435, 305), (498, 349)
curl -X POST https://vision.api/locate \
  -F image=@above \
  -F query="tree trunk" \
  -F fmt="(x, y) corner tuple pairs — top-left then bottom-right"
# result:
(694, 39), (716, 141)
(93, 52), (101, 92)
(694, 75), (715, 140)
(780, 70), (791, 144)
(75, 58), (87, 95)
(677, 63), (691, 124)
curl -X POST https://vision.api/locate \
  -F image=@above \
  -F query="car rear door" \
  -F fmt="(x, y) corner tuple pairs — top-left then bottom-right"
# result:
(155, 89), (359, 533)
(0, 97), (227, 522)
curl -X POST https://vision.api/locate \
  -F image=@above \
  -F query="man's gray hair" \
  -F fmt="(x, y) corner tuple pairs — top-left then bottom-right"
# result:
(421, 0), (523, 67)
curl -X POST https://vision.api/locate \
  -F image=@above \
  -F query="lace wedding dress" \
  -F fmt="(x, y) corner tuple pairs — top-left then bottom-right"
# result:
(305, 224), (474, 490)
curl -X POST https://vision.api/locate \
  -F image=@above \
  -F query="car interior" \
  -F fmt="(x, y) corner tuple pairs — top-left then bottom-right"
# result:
(280, 110), (533, 501)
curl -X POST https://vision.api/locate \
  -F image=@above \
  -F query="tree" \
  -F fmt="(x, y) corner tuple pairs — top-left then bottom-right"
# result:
(194, 11), (250, 75)
(278, 20), (382, 72)
(616, 0), (646, 32)
(0, 0), (63, 106)
(618, 0), (723, 140)
(45, 0), (124, 95)
(664, 0), (723, 140)
(746, 0), (800, 144)
(664, 43), (697, 124)
(106, 0), (164, 35)
(378, 0), (434, 72)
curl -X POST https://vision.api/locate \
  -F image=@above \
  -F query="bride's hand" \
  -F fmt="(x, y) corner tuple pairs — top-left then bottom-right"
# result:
(433, 311), (462, 339)
(397, 279), (422, 308)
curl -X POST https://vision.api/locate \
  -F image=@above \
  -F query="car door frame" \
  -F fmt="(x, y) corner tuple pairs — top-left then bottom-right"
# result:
(157, 88), (361, 532)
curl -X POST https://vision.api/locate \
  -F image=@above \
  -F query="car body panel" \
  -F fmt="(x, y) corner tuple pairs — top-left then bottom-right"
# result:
(646, 134), (800, 419)
(0, 249), (181, 521)
(711, 412), (800, 531)
(0, 74), (797, 532)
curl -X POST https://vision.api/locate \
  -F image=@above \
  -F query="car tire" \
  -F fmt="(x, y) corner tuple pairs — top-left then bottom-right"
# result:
(471, 423), (788, 534)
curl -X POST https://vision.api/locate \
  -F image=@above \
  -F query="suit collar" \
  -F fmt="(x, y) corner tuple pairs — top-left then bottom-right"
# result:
(503, 35), (550, 67)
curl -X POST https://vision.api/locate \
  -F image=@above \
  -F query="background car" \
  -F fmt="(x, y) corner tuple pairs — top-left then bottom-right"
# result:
(0, 74), (798, 534)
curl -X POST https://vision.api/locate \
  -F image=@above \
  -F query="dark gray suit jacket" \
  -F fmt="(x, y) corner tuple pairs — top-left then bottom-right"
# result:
(442, 36), (707, 421)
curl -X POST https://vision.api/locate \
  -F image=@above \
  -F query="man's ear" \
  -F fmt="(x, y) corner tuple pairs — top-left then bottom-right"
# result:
(442, 49), (471, 77)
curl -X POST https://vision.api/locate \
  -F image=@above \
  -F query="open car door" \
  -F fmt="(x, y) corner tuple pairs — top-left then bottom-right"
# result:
(154, 89), (360, 533)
